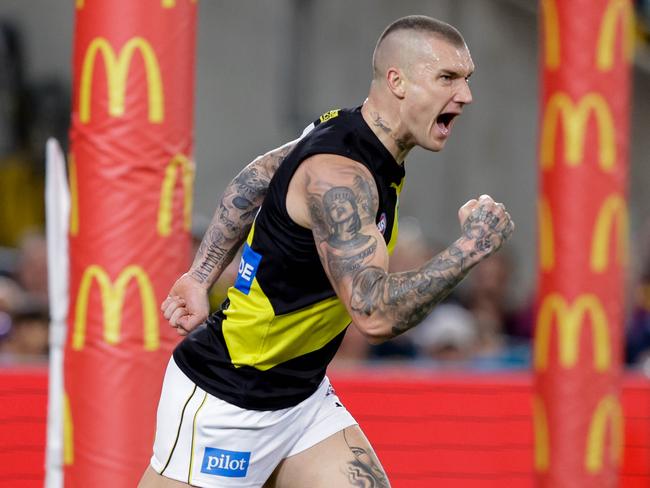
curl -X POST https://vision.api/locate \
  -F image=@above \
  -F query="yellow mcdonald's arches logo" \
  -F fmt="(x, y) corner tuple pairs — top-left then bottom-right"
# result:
(541, 0), (560, 69)
(534, 293), (611, 371)
(72, 264), (159, 351)
(79, 0), (196, 9)
(63, 392), (74, 465)
(69, 153), (79, 236)
(590, 194), (628, 273)
(157, 154), (195, 236)
(79, 37), (164, 124)
(541, 92), (615, 172)
(533, 395), (550, 471)
(162, 0), (198, 7)
(597, 0), (635, 71)
(585, 394), (624, 472)
(538, 197), (554, 272)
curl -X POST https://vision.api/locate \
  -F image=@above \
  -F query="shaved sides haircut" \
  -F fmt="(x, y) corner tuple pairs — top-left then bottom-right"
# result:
(372, 15), (466, 78)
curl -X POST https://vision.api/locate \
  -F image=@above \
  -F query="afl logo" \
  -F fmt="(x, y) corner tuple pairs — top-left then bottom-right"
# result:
(377, 213), (387, 234)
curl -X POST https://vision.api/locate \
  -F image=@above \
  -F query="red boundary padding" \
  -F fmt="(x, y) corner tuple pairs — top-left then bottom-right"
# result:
(2, 368), (648, 488)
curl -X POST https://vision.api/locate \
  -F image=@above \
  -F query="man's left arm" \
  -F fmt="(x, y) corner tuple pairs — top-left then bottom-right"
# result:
(163, 139), (297, 335)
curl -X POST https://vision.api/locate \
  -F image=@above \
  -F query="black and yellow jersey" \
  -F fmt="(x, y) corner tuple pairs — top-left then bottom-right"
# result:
(173, 106), (405, 410)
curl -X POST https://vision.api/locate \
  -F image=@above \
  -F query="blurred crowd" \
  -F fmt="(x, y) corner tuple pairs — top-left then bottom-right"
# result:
(0, 232), (49, 363)
(0, 20), (68, 364)
(1, 17), (650, 373)
(326, 216), (650, 374)
(638, 0), (650, 41)
(330, 217), (534, 370)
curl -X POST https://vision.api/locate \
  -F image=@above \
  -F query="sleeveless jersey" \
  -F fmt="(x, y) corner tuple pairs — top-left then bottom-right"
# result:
(173, 107), (405, 410)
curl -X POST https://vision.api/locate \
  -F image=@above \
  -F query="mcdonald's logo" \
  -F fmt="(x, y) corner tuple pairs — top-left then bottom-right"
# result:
(541, 92), (615, 171)
(79, 37), (164, 124)
(72, 265), (159, 351)
(541, 0), (560, 69)
(78, 0), (196, 9)
(534, 293), (611, 371)
(590, 194), (628, 273)
(157, 154), (194, 236)
(538, 196), (554, 272)
(533, 394), (550, 471)
(68, 153), (79, 236)
(64, 392), (74, 465)
(162, 0), (198, 7)
(585, 394), (624, 472)
(597, 0), (635, 71)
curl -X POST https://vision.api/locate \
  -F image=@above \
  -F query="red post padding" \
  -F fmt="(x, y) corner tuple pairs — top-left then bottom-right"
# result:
(535, 0), (633, 485)
(65, 0), (197, 485)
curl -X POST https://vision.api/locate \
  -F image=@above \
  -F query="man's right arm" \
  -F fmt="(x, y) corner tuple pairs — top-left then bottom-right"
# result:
(162, 139), (297, 334)
(289, 154), (514, 344)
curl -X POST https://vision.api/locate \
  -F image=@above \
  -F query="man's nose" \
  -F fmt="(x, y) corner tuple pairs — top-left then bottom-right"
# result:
(454, 80), (473, 105)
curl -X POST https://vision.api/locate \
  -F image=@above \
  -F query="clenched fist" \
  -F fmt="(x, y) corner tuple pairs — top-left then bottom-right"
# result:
(161, 273), (211, 336)
(457, 194), (514, 260)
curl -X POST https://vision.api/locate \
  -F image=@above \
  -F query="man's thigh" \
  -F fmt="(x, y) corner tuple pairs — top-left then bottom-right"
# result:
(138, 466), (193, 488)
(265, 425), (390, 488)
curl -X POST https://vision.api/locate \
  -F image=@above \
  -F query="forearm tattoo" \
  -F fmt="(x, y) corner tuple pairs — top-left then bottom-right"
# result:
(189, 143), (294, 284)
(350, 247), (471, 337)
(308, 164), (513, 339)
(343, 430), (389, 488)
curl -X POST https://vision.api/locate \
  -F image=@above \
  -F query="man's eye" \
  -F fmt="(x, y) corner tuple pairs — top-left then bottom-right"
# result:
(440, 75), (452, 81)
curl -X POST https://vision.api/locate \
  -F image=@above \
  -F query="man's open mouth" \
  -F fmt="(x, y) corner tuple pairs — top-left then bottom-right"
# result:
(436, 112), (458, 135)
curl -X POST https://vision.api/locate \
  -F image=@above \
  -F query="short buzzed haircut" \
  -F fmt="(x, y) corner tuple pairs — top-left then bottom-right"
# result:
(372, 15), (466, 77)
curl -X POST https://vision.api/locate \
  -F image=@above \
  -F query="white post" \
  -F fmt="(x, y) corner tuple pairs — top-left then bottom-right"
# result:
(44, 138), (70, 488)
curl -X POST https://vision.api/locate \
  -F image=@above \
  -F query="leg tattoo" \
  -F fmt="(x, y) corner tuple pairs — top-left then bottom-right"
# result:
(342, 431), (389, 488)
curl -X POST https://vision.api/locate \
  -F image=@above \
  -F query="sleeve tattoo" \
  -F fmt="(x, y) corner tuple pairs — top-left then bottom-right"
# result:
(189, 143), (295, 285)
(308, 166), (512, 339)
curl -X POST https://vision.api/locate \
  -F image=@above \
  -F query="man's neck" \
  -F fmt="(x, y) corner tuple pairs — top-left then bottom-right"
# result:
(361, 98), (413, 164)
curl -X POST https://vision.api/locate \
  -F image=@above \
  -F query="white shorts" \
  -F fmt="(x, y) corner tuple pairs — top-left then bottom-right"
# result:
(149, 357), (357, 487)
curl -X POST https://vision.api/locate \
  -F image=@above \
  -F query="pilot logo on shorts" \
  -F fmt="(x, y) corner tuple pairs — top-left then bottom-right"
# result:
(377, 213), (387, 235)
(201, 447), (251, 478)
(234, 244), (262, 295)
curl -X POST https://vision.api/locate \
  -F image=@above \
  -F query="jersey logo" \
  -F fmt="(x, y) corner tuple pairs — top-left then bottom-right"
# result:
(234, 244), (262, 295)
(319, 109), (340, 123)
(200, 447), (250, 477)
(377, 213), (387, 235)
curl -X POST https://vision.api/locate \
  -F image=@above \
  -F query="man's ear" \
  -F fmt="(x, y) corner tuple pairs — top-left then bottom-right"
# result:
(386, 67), (406, 99)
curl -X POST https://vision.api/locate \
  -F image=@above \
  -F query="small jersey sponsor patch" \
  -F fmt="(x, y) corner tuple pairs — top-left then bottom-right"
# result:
(234, 244), (262, 295)
(377, 213), (387, 234)
(200, 447), (251, 477)
(319, 109), (340, 123)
